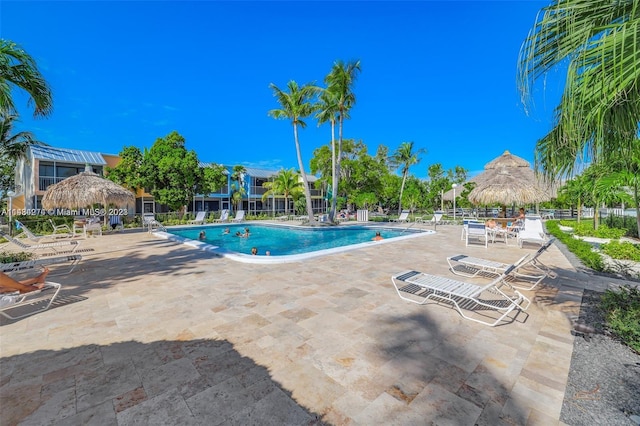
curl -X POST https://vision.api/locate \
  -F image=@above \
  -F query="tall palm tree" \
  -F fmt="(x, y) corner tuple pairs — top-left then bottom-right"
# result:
(0, 39), (53, 118)
(518, 0), (640, 178)
(230, 165), (246, 212)
(315, 88), (339, 221)
(262, 168), (304, 215)
(268, 81), (319, 222)
(324, 60), (361, 222)
(390, 141), (426, 214)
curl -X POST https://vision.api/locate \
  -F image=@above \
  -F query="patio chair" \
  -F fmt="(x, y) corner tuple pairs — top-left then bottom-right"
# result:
(447, 238), (557, 290)
(231, 210), (245, 223)
(213, 209), (230, 223)
(189, 211), (207, 225)
(48, 219), (72, 237)
(390, 210), (410, 223)
(391, 256), (531, 326)
(517, 215), (547, 248)
(460, 219), (483, 240)
(1, 254), (83, 276)
(142, 213), (166, 232)
(1, 231), (80, 253)
(0, 281), (62, 320)
(466, 222), (488, 248)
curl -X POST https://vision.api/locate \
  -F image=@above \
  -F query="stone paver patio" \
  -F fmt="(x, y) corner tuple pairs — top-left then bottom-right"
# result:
(0, 222), (628, 425)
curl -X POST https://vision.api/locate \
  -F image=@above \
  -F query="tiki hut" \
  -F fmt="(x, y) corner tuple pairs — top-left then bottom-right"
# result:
(442, 150), (557, 210)
(42, 171), (135, 216)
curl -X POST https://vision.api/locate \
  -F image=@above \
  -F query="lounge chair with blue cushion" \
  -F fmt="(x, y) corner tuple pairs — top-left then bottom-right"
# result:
(391, 256), (531, 326)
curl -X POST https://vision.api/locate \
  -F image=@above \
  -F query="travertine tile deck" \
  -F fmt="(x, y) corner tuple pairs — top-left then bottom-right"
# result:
(0, 222), (626, 425)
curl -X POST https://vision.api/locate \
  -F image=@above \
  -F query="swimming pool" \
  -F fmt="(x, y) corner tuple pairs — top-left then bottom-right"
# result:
(158, 223), (434, 263)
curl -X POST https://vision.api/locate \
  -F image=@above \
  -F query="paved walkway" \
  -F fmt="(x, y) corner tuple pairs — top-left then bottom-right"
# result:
(0, 223), (632, 425)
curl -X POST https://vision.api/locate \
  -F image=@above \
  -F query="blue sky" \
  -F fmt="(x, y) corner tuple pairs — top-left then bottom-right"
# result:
(3, 1), (563, 178)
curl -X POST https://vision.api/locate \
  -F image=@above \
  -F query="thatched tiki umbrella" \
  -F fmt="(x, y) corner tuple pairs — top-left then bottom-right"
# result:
(42, 171), (135, 223)
(467, 168), (549, 205)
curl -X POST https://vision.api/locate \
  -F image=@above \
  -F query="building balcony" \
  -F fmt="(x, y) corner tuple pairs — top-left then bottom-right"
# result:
(39, 176), (65, 191)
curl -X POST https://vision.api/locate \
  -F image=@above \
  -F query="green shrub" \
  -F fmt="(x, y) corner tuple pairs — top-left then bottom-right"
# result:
(0, 251), (36, 263)
(601, 240), (640, 262)
(599, 285), (640, 353)
(546, 220), (604, 271)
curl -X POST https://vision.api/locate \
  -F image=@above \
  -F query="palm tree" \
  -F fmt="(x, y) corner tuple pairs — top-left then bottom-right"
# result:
(262, 168), (304, 215)
(0, 39), (53, 118)
(315, 88), (339, 221)
(390, 141), (426, 214)
(518, 0), (640, 178)
(230, 165), (246, 212)
(324, 60), (361, 222)
(0, 113), (41, 161)
(268, 81), (319, 222)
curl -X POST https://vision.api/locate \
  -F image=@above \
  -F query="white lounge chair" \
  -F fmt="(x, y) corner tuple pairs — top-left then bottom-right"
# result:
(391, 256), (531, 326)
(446, 239), (557, 290)
(1, 231), (80, 253)
(390, 210), (410, 223)
(15, 220), (55, 243)
(517, 216), (547, 248)
(214, 209), (230, 223)
(431, 211), (446, 226)
(231, 210), (245, 223)
(0, 281), (62, 320)
(466, 222), (488, 248)
(48, 219), (72, 237)
(190, 211), (207, 225)
(1, 254), (83, 276)
(142, 213), (165, 232)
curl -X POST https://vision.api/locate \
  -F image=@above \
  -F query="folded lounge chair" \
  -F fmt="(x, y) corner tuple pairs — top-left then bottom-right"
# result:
(0, 282), (62, 320)
(446, 238), (557, 290)
(391, 256), (531, 326)
(1, 231), (80, 253)
(1, 254), (83, 276)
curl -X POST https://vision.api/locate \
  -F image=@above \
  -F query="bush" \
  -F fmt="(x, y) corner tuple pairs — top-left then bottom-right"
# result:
(601, 240), (640, 262)
(546, 220), (604, 270)
(599, 285), (640, 353)
(0, 251), (36, 263)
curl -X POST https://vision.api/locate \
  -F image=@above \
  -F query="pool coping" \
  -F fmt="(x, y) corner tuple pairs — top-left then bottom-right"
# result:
(153, 221), (436, 264)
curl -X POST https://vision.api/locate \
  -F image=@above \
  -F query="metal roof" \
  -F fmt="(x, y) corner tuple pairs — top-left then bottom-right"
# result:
(30, 145), (107, 165)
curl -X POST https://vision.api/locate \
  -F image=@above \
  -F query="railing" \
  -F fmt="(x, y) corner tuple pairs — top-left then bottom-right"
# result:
(38, 176), (65, 191)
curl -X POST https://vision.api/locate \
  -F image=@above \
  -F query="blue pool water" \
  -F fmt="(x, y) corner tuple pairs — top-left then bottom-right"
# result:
(168, 223), (425, 256)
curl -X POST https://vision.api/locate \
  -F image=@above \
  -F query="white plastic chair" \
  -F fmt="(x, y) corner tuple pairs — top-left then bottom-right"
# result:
(517, 216), (547, 248)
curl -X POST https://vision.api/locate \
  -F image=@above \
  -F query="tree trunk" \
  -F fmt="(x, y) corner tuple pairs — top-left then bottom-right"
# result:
(331, 115), (343, 223)
(398, 172), (407, 214)
(328, 119), (336, 222)
(293, 122), (315, 222)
